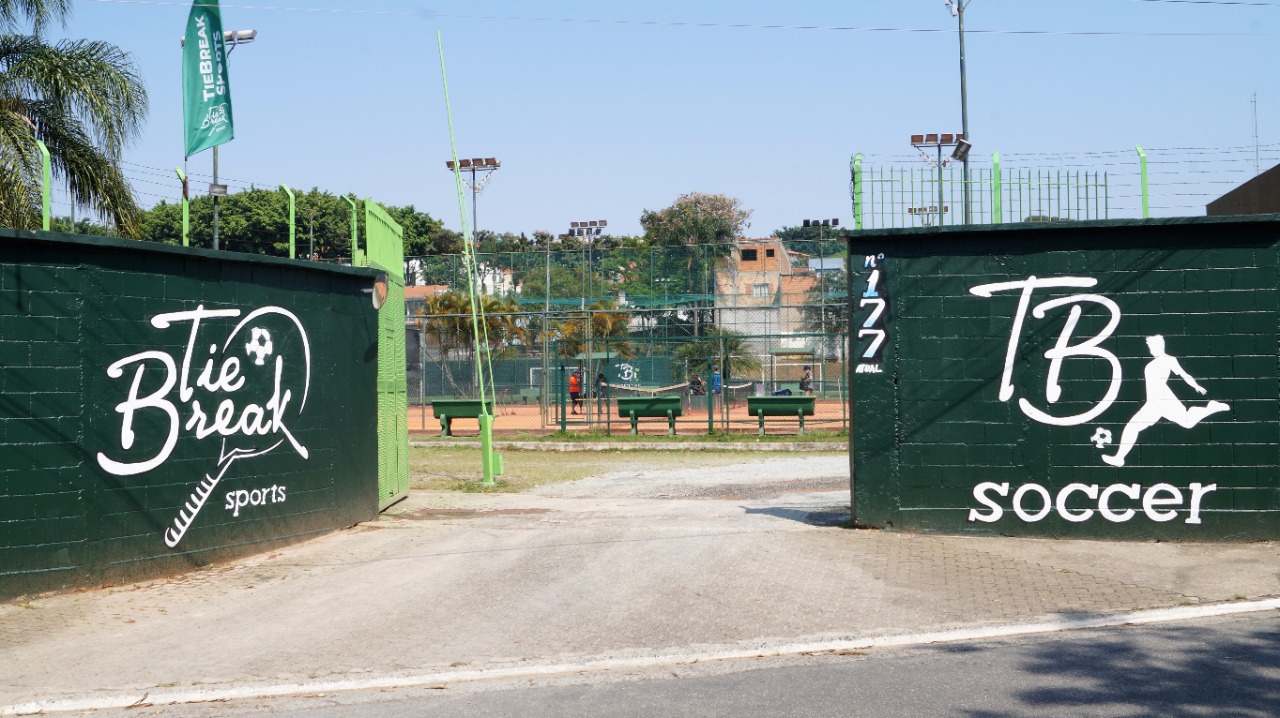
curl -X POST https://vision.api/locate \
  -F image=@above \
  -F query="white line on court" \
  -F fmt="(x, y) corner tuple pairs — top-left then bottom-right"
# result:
(5, 597), (1279, 716)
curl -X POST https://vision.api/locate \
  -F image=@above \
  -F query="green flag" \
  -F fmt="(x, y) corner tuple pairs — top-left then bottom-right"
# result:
(182, 0), (234, 158)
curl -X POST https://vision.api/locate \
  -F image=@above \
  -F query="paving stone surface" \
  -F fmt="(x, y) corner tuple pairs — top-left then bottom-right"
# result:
(2, 452), (1277, 710)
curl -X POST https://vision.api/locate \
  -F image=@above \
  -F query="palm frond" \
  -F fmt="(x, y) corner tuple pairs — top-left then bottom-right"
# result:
(1, 35), (147, 157)
(0, 0), (72, 35)
(0, 106), (41, 229)
(0, 32), (146, 237)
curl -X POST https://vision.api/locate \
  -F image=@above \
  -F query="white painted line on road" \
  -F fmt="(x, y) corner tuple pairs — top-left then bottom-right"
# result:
(5, 597), (1278, 716)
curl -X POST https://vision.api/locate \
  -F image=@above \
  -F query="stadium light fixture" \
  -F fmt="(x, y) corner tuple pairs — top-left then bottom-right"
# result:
(567, 219), (607, 308)
(445, 156), (501, 243)
(911, 133), (966, 227)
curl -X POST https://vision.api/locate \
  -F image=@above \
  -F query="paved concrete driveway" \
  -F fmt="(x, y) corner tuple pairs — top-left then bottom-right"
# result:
(2, 452), (1278, 714)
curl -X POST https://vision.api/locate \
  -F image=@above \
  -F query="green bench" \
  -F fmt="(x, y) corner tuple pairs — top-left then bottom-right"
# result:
(747, 396), (816, 436)
(615, 396), (683, 436)
(430, 399), (494, 437)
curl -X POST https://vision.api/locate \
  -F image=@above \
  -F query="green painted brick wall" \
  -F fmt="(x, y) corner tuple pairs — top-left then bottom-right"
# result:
(0, 229), (381, 599)
(849, 215), (1280, 540)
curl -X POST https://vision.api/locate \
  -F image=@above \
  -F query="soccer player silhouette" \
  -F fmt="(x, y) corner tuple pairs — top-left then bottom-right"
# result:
(1102, 335), (1229, 467)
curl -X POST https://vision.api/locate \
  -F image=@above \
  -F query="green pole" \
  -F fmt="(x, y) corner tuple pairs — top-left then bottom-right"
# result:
(439, 30), (499, 483)
(604, 341), (612, 436)
(706, 358), (715, 435)
(852, 153), (864, 230)
(992, 152), (1002, 224)
(343, 194), (361, 265)
(36, 140), (51, 231)
(559, 363), (568, 433)
(1135, 144), (1150, 219)
(280, 184), (296, 259)
(175, 168), (190, 246)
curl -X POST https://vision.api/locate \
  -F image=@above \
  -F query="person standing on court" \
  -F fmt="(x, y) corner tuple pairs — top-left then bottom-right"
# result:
(800, 365), (813, 396)
(569, 369), (583, 414)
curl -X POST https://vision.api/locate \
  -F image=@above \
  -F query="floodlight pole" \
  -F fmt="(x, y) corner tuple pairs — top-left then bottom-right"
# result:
(937, 143), (945, 226)
(911, 133), (964, 227)
(212, 146), (220, 250)
(470, 165), (478, 240)
(175, 167), (189, 246)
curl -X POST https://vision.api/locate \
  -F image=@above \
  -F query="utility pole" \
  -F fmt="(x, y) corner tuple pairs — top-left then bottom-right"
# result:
(946, 0), (972, 224)
(1253, 92), (1261, 177)
(307, 207), (315, 259)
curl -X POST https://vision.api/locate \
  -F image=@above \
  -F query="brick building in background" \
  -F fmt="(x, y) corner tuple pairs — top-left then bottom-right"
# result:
(713, 237), (817, 345)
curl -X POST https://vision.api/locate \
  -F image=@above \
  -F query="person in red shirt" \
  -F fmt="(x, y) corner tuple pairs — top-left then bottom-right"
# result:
(569, 370), (583, 414)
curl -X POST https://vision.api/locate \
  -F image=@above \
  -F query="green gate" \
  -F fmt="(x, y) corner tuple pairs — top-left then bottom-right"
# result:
(364, 201), (409, 509)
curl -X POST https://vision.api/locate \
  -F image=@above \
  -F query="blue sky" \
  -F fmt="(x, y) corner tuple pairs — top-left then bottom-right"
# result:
(52, 0), (1280, 238)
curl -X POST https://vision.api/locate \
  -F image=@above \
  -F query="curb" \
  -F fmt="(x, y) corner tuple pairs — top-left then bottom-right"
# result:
(7, 598), (1277, 716)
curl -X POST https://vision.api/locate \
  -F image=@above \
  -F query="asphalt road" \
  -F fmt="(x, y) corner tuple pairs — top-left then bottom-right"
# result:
(84, 611), (1280, 718)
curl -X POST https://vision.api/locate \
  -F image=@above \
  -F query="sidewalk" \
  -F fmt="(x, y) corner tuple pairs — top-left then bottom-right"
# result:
(2, 454), (1278, 714)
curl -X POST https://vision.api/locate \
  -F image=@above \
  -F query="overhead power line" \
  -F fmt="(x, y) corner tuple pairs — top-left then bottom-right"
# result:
(83, 0), (1279, 37)
(1133, 0), (1280, 7)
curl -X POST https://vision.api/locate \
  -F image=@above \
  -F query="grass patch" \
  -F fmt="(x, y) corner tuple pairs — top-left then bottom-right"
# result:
(416, 429), (848, 444)
(410, 445), (843, 493)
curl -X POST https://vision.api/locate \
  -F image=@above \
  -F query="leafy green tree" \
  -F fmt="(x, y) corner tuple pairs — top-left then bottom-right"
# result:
(50, 214), (112, 236)
(383, 203), (460, 256)
(416, 291), (526, 394)
(641, 192), (751, 248)
(520, 263), (584, 304)
(554, 300), (635, 360)
(640, 193), (751, 296)
(772, 224), (845, 259)
(801, 269), (848, 359)
(139, 188), (459, 261)
(141, 188), (293, 254)
(0, 1), (147, 236)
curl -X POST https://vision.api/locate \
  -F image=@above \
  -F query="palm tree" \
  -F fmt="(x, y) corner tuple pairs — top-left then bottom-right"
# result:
(672, 328), (761, 383)
(554, 299), (635, 361)
(417, 291), (528, 395)
(1, 1), (147, 236)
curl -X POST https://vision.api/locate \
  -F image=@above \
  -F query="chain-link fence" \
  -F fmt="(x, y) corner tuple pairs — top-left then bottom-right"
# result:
(405, 239), (849, 435)
(407, 317), (848, 436)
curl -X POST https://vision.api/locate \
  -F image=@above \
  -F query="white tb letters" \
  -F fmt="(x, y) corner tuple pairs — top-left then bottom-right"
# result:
(970, 276), (1122, 427)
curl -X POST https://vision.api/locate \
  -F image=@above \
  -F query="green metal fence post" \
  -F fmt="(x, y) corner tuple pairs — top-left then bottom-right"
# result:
(604, 339), (612, 436)
(280, 184), (296, 259)
(558, 363), (568, 433)
(175, 168), (190, 246)
(36, 140), (50, 231)
(852, 153), (864, 230)
(1135, 144), (1150, 219)
(343, 194), (361, 265)
(706, 357), (715, 435)
(992, 152), (1002, 224)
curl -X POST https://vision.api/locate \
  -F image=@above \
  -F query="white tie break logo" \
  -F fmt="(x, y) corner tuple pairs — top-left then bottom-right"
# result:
(96, 305), (311, 547)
